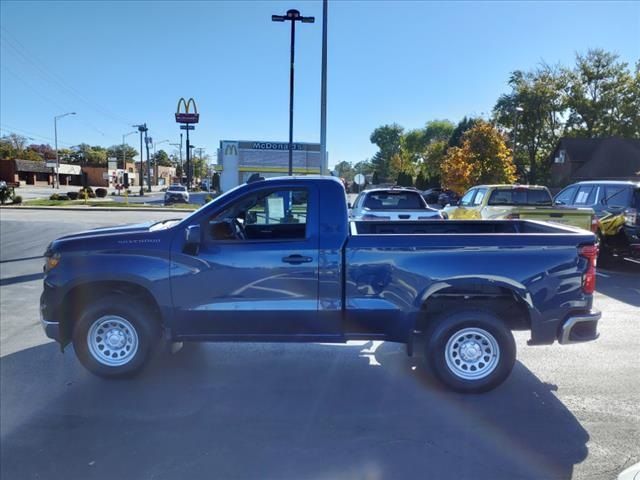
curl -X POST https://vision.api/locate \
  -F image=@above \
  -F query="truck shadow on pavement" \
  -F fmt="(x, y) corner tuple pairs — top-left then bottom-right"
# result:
(597, 260), (640, 307)
(0, 341), (588, 480)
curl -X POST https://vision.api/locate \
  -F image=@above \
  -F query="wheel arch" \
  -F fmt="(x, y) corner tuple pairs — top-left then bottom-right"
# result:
(58, 280), (163, 347)
(415, 277), (535, 334)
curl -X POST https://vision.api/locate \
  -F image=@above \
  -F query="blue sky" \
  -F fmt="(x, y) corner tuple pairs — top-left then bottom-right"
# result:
(1, 1), (639, 167)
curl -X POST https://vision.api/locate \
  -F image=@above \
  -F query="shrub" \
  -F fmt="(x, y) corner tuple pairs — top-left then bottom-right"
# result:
(49, 193), (60, 201)
(12, 195), (22, 204)
(67, 191), (79, 200)
(78, 187), (96, 199)
(95, 188), (108, 198)
(0, 188), (11, 204)
(57, 194), (69, 201)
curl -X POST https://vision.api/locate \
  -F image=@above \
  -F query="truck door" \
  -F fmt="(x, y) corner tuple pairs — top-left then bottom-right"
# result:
(171, 185), (324, 337)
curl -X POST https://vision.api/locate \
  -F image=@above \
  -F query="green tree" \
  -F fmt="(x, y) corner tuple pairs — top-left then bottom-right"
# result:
(334, 160), (354, 181)
(153, 149), (172, 167)
(372, 171), (380, 185)
(424, 120), (455, 143)
(565, 49), (636, 137)
(448, 117), (479, 148)
(107, 144), (138, 166)
(494, 65), (568, 183)
(370, 123), (404, 182)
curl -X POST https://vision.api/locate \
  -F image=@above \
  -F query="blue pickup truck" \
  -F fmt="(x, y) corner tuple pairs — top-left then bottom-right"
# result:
(41, 176), (601, 393)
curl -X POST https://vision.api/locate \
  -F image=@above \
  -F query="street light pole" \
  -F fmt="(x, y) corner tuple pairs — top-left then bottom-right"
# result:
(133, 124), (147, 196)
(320, 0), (328, 175)
(54, 112), (76, 189)
(272, 9), (315, 176)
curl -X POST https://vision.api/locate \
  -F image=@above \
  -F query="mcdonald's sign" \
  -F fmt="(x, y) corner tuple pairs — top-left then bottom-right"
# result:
(224, 144), (238, 155)
(175, 97), (199, 124)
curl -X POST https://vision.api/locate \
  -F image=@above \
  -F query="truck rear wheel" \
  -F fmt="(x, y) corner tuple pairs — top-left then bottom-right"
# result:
(425, 310), (516, 393)
(72, 295), (160, 378)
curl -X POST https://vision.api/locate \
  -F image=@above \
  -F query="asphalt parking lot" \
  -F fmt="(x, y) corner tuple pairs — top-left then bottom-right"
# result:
(0, 209), (638, 480)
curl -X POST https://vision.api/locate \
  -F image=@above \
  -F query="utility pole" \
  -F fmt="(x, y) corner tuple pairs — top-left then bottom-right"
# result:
(133, 124), (147, 196)
(320, 0), (328, 175)
(272, 9), (315, 176)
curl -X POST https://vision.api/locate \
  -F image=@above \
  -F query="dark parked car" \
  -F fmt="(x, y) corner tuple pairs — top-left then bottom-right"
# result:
(554, 180), (640, 259)
(41, 177), (600, 393)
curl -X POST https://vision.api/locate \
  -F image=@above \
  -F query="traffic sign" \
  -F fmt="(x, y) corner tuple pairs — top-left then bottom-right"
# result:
(354, 173), (366, 186)
(180, 125), (195, 130)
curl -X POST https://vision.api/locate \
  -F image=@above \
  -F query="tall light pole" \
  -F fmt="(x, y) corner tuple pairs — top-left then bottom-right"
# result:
(122, 131), (137, 169)
(170, 140), (182, 184)
(320, 0), (328, 175)
(54, 112), (76, 189)
(272, 9), (315, 176)
(513, 106), (524, 180)
(133, 124), (147, 196)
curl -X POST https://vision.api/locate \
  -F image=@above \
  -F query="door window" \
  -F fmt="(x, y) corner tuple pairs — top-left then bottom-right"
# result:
(574, 186), (595, 205)
(472, 188), (487, 206)
(459, 189), (476, 206)
(554, 186), (577, 206)
(210, 189), (308, 241)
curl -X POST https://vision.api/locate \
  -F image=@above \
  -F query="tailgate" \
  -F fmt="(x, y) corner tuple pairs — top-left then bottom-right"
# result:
(515, 207), (593, 230)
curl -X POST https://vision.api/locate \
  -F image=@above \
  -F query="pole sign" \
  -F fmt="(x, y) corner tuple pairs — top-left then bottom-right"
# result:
(180, 125), (195, 130)
(175, 97), (199, 124)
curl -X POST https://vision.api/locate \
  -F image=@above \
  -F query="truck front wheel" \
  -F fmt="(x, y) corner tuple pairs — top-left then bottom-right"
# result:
(72, 295), (160, 378)
(426, 310), (516, 393)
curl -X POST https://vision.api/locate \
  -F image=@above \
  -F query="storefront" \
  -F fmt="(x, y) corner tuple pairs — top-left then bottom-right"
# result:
(216, 140), (323, 192)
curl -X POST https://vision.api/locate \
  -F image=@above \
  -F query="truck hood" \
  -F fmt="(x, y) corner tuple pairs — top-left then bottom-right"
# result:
(47, 221), (169, 255)
(56, 222), (154, 241)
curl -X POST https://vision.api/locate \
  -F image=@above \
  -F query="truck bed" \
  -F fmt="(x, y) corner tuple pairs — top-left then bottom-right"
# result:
(351, 219), (587, 236)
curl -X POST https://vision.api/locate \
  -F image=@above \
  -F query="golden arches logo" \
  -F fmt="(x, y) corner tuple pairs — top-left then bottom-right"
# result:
(175, 97), (199, 123)
(176, 97), (198, 114)
(224, 144), (238, 155)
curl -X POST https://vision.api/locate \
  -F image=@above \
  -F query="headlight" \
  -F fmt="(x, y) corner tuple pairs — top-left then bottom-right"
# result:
(44, 253), (61, 272)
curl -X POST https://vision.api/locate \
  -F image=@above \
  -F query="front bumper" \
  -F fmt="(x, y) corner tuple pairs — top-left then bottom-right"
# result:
(558, 309), (601, 344)
(40, 317), (61, 342)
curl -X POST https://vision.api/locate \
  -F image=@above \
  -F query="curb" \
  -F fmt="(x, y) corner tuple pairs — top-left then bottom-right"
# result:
(0, 205), (197, 213)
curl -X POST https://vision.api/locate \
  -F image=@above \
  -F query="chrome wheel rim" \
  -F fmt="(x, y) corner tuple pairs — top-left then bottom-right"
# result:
(87, 315), (139, 367)
(445, 327), (500, 380)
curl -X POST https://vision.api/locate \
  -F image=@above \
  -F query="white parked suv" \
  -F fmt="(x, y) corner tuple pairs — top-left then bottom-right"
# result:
(164, 184), (189, 204)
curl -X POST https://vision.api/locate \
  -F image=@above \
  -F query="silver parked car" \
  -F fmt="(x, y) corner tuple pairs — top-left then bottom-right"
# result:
(350, 187), (443, 221)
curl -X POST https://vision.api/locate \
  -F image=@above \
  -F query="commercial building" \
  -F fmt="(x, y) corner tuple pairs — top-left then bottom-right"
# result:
(216, 140), (322, 192)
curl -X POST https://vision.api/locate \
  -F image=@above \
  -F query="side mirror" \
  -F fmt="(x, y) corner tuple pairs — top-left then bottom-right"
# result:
(184, 225), (201, 254)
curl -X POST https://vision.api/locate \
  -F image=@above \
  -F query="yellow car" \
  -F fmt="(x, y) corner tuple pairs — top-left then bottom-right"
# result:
(444, 185), (597, 231)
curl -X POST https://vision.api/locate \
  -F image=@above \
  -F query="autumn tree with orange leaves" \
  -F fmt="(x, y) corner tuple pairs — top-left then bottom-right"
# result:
(441, 121), (516, 193)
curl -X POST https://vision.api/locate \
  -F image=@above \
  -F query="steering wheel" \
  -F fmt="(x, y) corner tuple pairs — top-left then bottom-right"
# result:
(232, 218), (246, 240)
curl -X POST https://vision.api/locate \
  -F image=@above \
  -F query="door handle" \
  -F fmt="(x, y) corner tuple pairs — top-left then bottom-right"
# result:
(282, 254), (313, 264)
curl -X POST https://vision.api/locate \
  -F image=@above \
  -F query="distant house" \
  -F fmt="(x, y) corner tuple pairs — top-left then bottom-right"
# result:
(548, 137), (640, 188)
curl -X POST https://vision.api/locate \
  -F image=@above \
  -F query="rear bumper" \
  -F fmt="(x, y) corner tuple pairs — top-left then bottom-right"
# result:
(558, 309), (601, 344)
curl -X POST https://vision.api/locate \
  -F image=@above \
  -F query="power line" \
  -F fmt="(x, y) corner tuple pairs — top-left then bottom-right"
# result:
(0, 124), (73, 147)
(1, 65), (112, 138)
(1, 27), (134, 127)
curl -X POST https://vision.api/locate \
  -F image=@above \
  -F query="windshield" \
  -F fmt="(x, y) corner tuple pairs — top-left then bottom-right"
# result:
(363, 191), (426, 210)
(488, 188), (552, 206)
(168, 186), (187, 192)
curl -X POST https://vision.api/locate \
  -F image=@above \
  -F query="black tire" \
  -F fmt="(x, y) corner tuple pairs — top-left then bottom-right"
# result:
(425, 310), (516, 394)
(72, 295), (160, 378)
